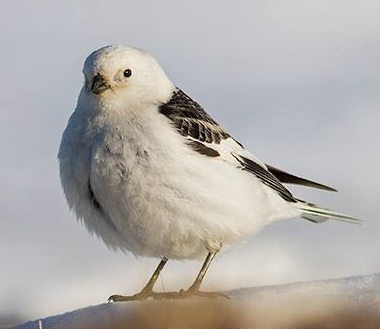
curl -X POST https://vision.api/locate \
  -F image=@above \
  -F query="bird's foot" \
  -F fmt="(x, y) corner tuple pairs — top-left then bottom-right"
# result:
(108, 289), (229, 302)
(108, 288), (154, 302)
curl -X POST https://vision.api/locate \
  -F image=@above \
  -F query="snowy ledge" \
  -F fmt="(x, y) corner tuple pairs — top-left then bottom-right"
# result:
(12, 273), (380, 329)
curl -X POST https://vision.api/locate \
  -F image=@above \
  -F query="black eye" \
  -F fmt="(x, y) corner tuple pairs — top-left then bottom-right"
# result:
(123, 69), (132, 78)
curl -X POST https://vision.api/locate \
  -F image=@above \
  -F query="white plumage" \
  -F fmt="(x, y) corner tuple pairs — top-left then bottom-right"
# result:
(58, 45), (355, 263)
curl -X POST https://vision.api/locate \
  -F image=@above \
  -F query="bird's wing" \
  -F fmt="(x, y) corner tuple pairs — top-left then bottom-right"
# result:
(265, 165), (337, 192)
(159, 88), (297, 202)
(159, 88), (230, 144)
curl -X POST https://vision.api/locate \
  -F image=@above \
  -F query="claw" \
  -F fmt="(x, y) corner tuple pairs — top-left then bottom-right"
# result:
(108, 292), (150, 302)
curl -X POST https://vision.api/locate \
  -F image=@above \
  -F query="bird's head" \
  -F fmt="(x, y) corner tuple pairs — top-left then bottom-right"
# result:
(81, 45), (174, 110)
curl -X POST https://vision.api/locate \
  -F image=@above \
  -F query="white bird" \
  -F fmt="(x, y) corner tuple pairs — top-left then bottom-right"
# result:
(58, 45), (357, 301)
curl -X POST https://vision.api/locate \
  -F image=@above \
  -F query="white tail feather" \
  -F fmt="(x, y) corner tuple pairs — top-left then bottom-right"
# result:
(297, 201), (360, 224)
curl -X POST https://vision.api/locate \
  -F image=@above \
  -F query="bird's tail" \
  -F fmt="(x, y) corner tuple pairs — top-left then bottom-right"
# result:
(296, 200), (360, 224)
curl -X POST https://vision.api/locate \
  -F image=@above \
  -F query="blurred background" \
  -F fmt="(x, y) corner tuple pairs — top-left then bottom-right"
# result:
(0, 0), (379, 326)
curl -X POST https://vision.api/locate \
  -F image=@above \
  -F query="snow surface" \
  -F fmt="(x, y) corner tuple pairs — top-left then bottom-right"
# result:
(10, 273), (380, 329)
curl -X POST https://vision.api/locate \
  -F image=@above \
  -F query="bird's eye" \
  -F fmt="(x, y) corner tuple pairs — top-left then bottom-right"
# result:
(123, 69), (132, 78)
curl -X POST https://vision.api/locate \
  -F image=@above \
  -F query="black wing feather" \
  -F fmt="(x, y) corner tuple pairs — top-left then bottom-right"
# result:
(266, 165), (337, 192)
(232, 154), (297, 203)
(159, 88), (229, 144)
(186, 140), (220, 157)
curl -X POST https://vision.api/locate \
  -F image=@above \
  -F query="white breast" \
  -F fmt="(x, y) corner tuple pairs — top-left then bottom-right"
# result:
(59, 104), (299, 260)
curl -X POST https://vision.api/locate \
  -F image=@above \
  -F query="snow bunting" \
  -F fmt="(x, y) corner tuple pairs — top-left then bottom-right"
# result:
(58, 45), (357, 301)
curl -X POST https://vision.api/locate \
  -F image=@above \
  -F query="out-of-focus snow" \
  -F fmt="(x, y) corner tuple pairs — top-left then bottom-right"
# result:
(231, 272), (380, 308)
(10, 273), (380, 329)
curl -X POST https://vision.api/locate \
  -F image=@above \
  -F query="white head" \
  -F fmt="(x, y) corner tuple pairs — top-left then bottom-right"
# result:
(81, 45), (175, 110)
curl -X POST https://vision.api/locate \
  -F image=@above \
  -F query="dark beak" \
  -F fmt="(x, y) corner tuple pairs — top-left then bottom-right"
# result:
(91, 74), (110, 95)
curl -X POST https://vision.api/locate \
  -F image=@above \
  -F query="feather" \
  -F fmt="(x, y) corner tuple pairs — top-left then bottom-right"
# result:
(159, 88), (229, 144)
(297, 201), (360, 224)
(266, 165), (337, 192)
(186, 140), (220, 157)
(232, 154), (296, 203)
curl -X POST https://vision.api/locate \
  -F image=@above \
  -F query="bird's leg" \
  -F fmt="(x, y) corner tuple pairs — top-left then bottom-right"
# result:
(187, 252), (216, 292)
(108, 252), (229, 302)
(182, 252), (229, 299)
(140, 257), (168, 294)
(108, 257), (168, 302)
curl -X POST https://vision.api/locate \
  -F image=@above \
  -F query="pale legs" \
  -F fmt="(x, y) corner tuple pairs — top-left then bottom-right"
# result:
(108, 257), (168, 302)
(108, 252), (228, 301)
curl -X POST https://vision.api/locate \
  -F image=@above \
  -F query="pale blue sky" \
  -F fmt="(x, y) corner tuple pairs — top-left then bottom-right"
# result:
(0, 0), (379, 324)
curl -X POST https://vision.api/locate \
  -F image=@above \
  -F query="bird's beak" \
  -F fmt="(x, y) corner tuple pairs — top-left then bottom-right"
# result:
(91, 74), (110, 95)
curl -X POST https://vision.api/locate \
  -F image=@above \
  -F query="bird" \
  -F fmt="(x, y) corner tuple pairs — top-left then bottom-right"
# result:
(58, 44), (358, 301)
